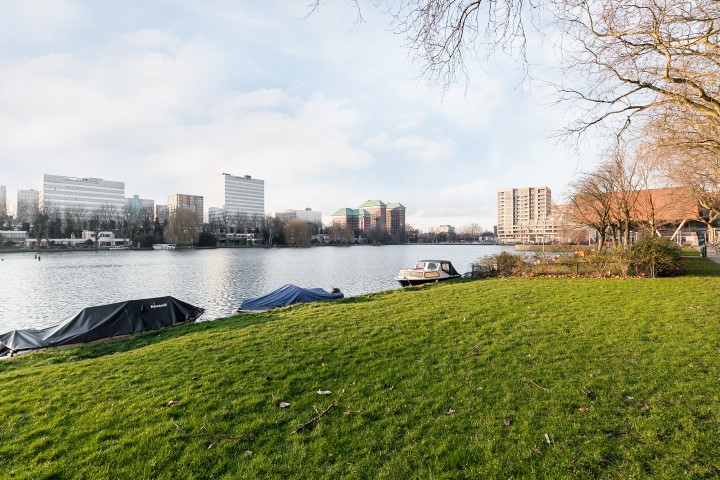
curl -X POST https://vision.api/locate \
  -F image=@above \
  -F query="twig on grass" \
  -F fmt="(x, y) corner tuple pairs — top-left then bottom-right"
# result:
(522, 378), (550, 391)
(292, 404), (334, 434)
(171, 418), (255, 442)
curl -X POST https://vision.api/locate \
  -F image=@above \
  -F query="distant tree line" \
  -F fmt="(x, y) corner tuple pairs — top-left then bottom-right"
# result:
(1, 199), (497, 249)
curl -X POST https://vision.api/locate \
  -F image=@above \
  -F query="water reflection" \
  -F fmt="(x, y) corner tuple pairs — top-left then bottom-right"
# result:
(0, 244), (512, 331)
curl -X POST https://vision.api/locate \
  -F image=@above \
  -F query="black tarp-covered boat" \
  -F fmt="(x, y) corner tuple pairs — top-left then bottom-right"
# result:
(238, 284), (343, 312)
(0, 296), (204, 357)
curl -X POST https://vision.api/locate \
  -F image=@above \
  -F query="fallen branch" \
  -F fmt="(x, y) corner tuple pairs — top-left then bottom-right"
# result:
(522, 379), (550, 392)
(292, 404), (334, 434)
(171, 418), (255, 442)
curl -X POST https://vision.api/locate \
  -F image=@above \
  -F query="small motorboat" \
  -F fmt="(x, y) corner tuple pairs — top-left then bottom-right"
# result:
(395, 260), (461, 287)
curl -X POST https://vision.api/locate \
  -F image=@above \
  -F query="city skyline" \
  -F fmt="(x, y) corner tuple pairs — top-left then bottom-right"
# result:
(0, 2), (593, 231)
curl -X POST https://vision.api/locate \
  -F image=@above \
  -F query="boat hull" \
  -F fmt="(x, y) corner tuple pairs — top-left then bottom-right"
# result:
(396, 275), (461, 287)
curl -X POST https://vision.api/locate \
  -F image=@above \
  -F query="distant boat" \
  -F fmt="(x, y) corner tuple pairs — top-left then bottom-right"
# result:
(152, 244), (176, 250)
(109, 246), (129, 250)
(395, 260), (461, 287)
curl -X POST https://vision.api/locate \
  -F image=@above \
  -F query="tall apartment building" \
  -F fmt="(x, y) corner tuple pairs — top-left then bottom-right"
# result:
(274, 208), (322, 224)
(168, 194), (204, 225)
(40, 174), (125, 216)
(16, 189), (39, 223)
(497, 186), (556, 243)
(208, 173), (265, 221)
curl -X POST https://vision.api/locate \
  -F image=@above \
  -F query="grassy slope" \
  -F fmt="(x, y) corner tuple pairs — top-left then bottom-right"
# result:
(1, 257), (719, 479)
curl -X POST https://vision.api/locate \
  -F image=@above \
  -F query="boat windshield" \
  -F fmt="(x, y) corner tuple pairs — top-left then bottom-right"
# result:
(414, 262), (439, 270)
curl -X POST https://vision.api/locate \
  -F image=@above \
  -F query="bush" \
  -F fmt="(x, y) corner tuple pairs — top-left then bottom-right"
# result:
(475, 252), (528, 277)
(629, 236), (683, 277)
(197, 231), (217, 247)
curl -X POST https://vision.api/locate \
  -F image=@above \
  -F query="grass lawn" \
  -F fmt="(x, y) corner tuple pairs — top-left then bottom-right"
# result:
(1, 256), (719, 478)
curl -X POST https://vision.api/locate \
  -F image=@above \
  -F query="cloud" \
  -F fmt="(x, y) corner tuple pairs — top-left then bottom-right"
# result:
(366, 133), (455, 163)
(0, 1), (89, 45)
(0, 29), (225, 152)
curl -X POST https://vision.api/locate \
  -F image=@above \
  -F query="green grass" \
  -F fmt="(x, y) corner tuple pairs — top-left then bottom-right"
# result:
(2, 257), (720, 478)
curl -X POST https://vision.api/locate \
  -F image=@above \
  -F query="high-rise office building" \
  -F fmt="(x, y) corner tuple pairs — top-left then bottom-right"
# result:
(496, 186), (555, 243)
(40, 174), (125, 216)
(208, 173), (264, 221)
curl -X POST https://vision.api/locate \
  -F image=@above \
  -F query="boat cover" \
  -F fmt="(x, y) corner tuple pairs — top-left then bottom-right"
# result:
(0, 296), (204, 356)
(239, 284), (344, 312)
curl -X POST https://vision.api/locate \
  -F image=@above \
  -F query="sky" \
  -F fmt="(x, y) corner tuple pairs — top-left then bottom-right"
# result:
(0, 0), (594, 232)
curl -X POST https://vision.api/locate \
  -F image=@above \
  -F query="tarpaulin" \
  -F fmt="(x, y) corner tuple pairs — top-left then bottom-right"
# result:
(239, 284), (343, 312)
(0, 296), (204, 356)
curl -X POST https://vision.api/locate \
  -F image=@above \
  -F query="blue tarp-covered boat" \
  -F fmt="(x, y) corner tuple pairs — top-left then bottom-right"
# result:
(0, 296), (204, 357)
(238, 284), (344, 312)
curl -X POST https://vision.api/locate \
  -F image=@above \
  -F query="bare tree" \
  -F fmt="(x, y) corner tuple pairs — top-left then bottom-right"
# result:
(63, 204), (87, 239)
(644, 115), (720, 240)
(30, 201), (51, 249)
(603, 148), (645, 247)
(262, 215), (283, 245)
(459, 222), (483, 242)
(330, 224), (354, 244)
(311, 0), (534, 88)
(283, 218), (312, 247)
(15, 198), (32, 228)
(556, 0), (720, 138)
(87, 203), (119, 248)
(165, 208), (200, 246)
(565, 165), (615, 250)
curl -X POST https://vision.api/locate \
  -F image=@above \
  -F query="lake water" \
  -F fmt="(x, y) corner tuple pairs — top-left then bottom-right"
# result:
(0, 244), (513, 332)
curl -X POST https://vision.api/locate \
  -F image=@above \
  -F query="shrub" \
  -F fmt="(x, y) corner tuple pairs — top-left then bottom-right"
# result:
(197, 231), (217, 247)
(475, 252), (528, 277)
(629, 236), (683, 277)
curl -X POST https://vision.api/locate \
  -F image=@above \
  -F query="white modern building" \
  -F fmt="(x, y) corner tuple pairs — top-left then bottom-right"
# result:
(497, 186), (558, 243)
(40, 174), (125, 216)
(208, 173), (265, 221)
(274, 208), (322, 224)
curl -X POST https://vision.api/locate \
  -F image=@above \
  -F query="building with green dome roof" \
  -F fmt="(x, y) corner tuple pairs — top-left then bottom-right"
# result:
(332, 200), (406, 241)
